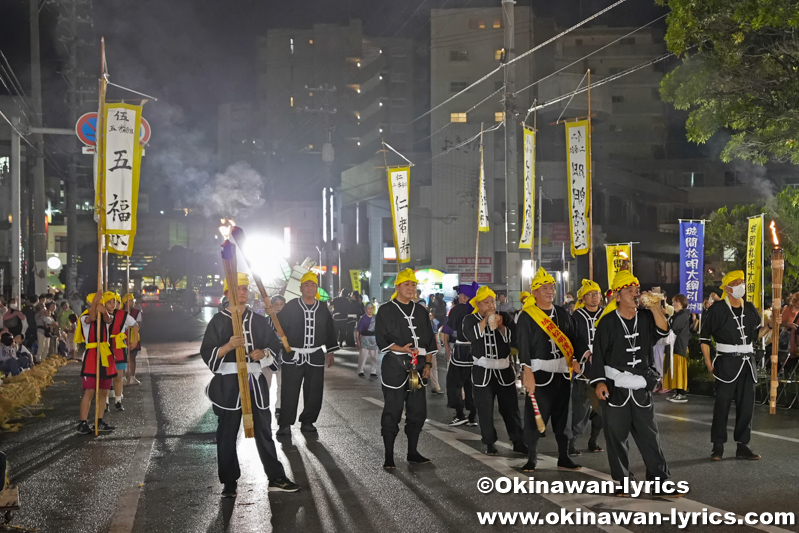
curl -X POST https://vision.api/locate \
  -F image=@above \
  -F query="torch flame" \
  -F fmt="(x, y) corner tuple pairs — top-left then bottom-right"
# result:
(770, 220), (779, 246)
(219, 225), (231, 240)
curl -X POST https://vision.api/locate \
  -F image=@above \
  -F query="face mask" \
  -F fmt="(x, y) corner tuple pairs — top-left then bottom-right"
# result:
(730, 284), (746, 300)
(9, 304), (17, 310)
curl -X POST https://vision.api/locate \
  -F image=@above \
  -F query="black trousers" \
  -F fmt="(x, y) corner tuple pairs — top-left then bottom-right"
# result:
(523, 376), (570, 461)
(712, 373), (756, 444)
(473, 379), (523, 445)
(278, 363), (325, 427)
(600, 397), (669, 482)
(213, 405), (286, 484)
(381, 359), (427, 441)
(567, 380), (603, 443)
(446, 363), (475, 417)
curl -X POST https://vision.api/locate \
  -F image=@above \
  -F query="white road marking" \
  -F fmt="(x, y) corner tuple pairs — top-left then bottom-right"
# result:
(108, 350), (157, 533)
(363, 396), (794, 533)
(655, 413), (799, 444)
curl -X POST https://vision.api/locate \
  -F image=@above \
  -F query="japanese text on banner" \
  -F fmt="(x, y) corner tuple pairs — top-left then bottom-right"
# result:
(520, 126), (535, 249)
(746, 216), (763, 317)
(103, 103), (143, 238)
(605, 244), (632, 289)
(107, 233), (134, 257)
(388, 167), (411, 263)
(349, 270), (361, 293)
(679, 221), (704, 314)
(478, 144), (489, 233)
(565, 121), (590, 257)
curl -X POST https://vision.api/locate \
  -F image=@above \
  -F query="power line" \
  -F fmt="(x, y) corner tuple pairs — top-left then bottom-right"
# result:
(411, 0), (631, 124)
(528, 52), (676, 113)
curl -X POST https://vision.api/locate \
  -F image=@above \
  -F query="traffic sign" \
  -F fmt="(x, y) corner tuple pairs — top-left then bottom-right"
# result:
(75, 112), (151, 146)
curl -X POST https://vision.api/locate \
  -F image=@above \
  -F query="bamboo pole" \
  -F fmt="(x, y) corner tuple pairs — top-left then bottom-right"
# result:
(94, 38), (108, 436)
(220, 241), (255, 438)
(770, 227), (784, 415)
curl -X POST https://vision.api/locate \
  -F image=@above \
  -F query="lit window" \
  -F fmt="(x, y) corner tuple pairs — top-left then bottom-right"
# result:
(451, 112), (467, 123)
(493, 18), (501, 29)
(494, 112), (504, 122)
(309, 39), (313, 44)
(478, 19), (486, 29)
(290, 96), (294, 107)
(495, 49), (503, 61)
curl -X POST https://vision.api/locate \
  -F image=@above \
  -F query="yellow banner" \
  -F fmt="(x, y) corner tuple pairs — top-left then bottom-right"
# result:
(520, 126), (535, 249)
(349, 270), (362, 294)
(606, 244), (632, 289)
(103, 103), (143, 238)
(565, 120), (591, 257)
(478, 143), (489, 233)
(746, 216), (763, 318)
(387, 167), (411, 263)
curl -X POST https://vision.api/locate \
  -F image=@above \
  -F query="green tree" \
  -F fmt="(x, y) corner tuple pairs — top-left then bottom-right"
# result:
(658, 0), (799, 164)
(705, 187), (799, 291)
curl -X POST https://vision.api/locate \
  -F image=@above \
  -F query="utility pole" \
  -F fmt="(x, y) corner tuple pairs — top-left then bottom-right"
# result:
(502, 0), (522, 300)
(29, 0), (48, 294)
(65, 0), (80, 294)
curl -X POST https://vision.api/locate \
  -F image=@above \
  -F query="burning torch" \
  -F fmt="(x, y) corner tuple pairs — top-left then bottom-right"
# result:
(769, 220), (783, 415)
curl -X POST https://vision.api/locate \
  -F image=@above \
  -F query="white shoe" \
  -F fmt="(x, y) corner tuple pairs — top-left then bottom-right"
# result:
(128, 377), (141, 386)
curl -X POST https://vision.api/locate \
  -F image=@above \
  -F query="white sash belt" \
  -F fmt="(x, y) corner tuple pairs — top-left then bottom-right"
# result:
(217, 362), (262, 375)
(605, 366), (646, 390)
(289, 346), (326, 366)
(473, 357), (510, 370)
(530, 358), (569, 373)
(455, 340), (470, 345)
(390, 348), (428, 356)
(716, 343), (753, 354)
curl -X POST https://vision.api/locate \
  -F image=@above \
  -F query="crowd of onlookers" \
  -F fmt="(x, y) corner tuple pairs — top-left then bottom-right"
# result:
(0, 291), (87, 379)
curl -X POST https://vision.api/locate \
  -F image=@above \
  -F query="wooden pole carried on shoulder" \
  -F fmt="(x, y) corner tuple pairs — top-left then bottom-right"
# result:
(220, 239), (255, 438)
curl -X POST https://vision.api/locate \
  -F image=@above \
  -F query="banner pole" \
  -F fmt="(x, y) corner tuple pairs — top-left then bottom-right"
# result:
(587, 68), (593, 281)
(475, 123), (484, 280)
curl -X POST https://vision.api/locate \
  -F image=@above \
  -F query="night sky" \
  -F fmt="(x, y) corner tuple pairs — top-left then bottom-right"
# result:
(1, 0), (665, 210)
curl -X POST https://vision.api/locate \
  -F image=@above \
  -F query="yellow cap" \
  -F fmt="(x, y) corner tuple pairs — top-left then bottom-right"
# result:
(224, 272), (251, 292)
(530, 268), (555, 291)
(300, 271), (319, 286)
(519, 291), (530, 304)
(597, 271), (641, 324)
(122, 293), (134, 304)
(577, 279), (601, 300)
(86, 293), (96, 305)
(469, 286), (497, 313)
(391, 268), (419, 299)
(720, 270), (744, 300)
(101, 291), (119, 304)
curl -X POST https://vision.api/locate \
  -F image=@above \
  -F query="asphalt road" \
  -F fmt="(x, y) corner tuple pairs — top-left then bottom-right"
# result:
(3, 303), (799, 532)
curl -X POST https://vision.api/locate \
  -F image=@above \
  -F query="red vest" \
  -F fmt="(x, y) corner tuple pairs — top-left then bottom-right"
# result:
(110, 310), (128, 362)
(81, 317), (118, 379)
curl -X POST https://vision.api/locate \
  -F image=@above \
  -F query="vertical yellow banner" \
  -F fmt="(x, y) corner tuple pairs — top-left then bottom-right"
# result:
(349, 270), (362, 293)
(565, 120), (591, 257)
(746, 216), (763, 317)
(387, 167), (411, 263)
(606, 244), (632, 288)
(520, 126), (535, 249)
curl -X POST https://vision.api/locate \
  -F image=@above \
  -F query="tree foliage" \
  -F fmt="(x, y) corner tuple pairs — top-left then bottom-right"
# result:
(705, 187), (799, 291)
(658, 0), (799, 164)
